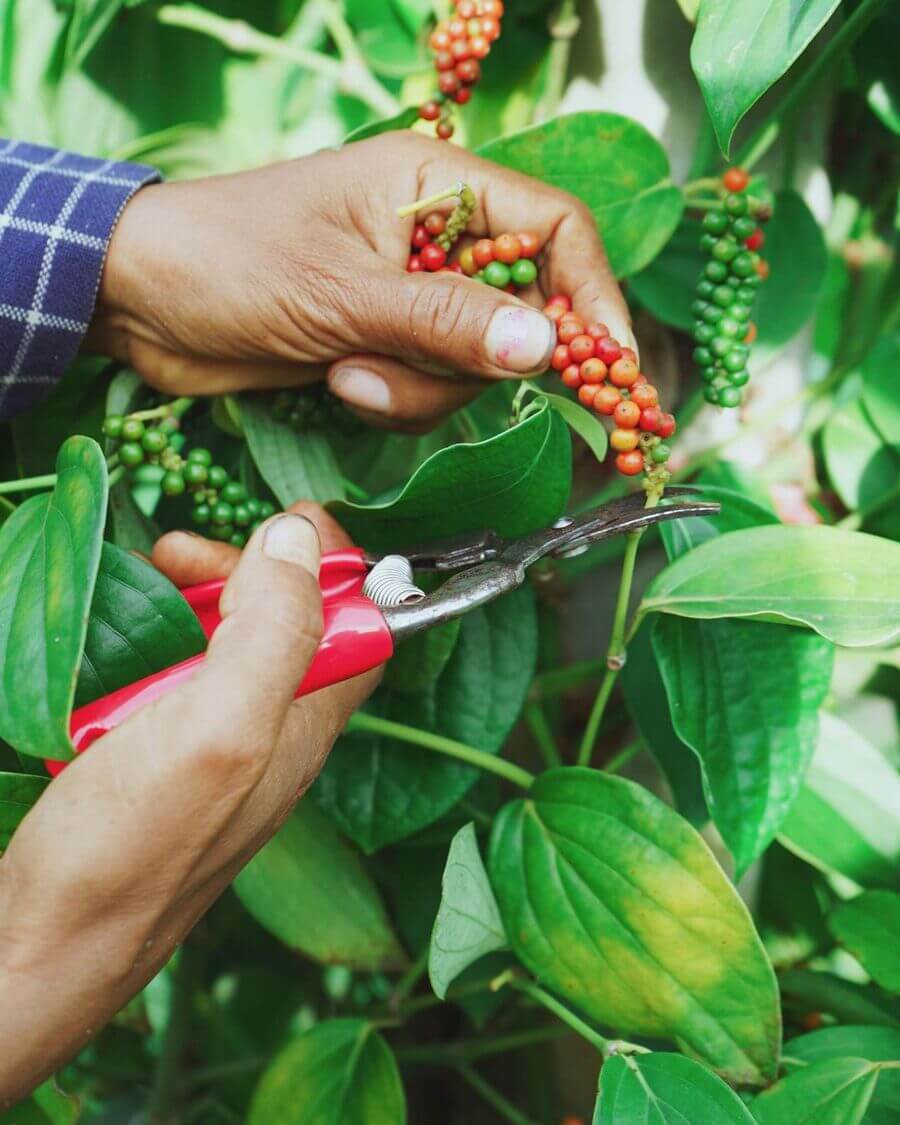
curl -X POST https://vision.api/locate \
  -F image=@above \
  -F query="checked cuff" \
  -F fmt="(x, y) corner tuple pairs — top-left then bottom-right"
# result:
(0, 139), (160, 420)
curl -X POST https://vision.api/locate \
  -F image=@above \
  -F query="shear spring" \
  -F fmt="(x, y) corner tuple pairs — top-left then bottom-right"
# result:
(363, 556), (426, 608)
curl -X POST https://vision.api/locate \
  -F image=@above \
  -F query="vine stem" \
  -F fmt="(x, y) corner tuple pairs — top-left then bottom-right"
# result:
(156, 3), (400, 118)
(523, 702), (563, 768)
(603, 738), (642, 775)
(576, 524), (645, 768)
(345, 712), (535, 790)
(534, 0), (579, 122)
(0, 457), (124, 496)
(396, 1025), (569, 1065)
(493, 973), (648, 1060)
(734, 0), (890, 169)
(455, 1063), (539, 1125)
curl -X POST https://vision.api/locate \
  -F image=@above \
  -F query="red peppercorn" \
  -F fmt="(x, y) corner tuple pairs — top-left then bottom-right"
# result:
(613, 400), (641, 428)
(434, 50), (455, 71)
(454, 87), (472, 104)
(473, 239), (495, 268)
(595, 337), (622, 366)
(451, 39), (472, 62)
(412, 224), (430, 250)
(656, 413), (676, 439)
(639, 407), (661, 432)
(578, 384), (599, 408)
(469, 34), (490, 58)
(616, 450), (645, 476)
(561, 364), (582, 388)
(557, 317), (586, 345)
(419, 100), (442, 121)
(546, 294), (571, 311)
(430, 26), (451, 51)
(516, 231), (541, 258)
(551, 344), (572, 371)
(723, 167), (750, 192)
(438, 72), (460, 96)
(448, 18), (467, 37)
(620, 346), (637, 363)
(407, 254), (423, 272)
(579, 358), (607, 384)
(609, 358), (639, 387)
(569, 334), (595, 363)
(457, 0), (475, 17)
(436, 121), (455, 140)
(482, 15), (501, 38)
(483, 0), (504, 16)
(745, 228), (764, 251)
(610, 428), (640, 452)
(424, 212), (446, 236)
(494, 233), (522, 263)
(592, 386), (621, 415)
(586, 322), (608, 340)
(630, 383), (658, 410)
(420, 243), (447, 271)
(544, 303), (567, 323)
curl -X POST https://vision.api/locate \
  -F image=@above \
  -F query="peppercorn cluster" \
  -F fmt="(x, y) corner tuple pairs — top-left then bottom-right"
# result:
(544, 296), (676, 478)
(692, 167), (770, 408)
(102, 412), (274, 548)
(419, 0), (504, 140)
(407, 219), (540, 292)
(272, 386), (364, 436)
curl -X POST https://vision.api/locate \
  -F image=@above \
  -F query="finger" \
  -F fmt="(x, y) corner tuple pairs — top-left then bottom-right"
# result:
(127, 337), (326, 395)
(361, 267), (557, 380)
(286, 500), (355, 552)
(327, 354), (482, 431)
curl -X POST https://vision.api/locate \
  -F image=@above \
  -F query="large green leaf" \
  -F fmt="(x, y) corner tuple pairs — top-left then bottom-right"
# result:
(477, 112), (684, 278)
(239, 395), (346, 507)
(855, 10), (900, 136)
(0, 773), (48, 851)
(654, 616), (832, 875)
(751, 1057), (882, 1125)
(641, 526), (900, 647)
(342, 106), (419, 143)
(594, 1052), (755, 1124)
(428, 822), (508, 1000)
(75, 542), (207, 707)
(313, 585), (537, 852)
(489, 768), (781, 1085)
(824, 398), (900, 513)
(233, 801), (406, 971)
(861, 334), (900, 446)
(780, 712), (900, 889)
(330, 403), (571, 555)
(248, 1019), (406, 1125)
(0, 437), (108, 760)
(691, 0), (843, 155)
(658, 484), (778, 558)
(540, 391), (608, 463)
(630, 216), (705, 331)
(830, 892), (900, 993)
(785, 1026), (900, 1125)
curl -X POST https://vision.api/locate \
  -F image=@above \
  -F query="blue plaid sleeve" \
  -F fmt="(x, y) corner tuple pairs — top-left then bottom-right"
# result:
(0, 139), (161, 420)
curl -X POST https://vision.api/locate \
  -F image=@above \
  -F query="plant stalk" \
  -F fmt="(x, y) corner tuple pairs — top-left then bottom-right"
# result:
(603, 738), (643, 775)
(523, 703), (563, 768)
(345, 712), (535, 790)
(455, 1063), (539, 1125)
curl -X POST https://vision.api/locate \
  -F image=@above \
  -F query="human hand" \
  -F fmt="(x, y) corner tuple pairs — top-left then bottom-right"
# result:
(88, 131), (633, 431)
(0, 505), (376, 1105)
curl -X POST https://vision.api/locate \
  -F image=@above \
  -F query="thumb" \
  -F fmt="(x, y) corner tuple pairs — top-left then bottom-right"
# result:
(367, 270), (557, 379)
(190, 514), (324, 739)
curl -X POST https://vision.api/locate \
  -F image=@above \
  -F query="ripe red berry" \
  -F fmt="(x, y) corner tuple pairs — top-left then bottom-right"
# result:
(620, 346), (637, 363)
(544, 303), (567, 323)
(436, 121), (455, 140)
(630, 383), (658, 410)
(493, 233), (522, 263)
(586, 322), (609, 340)
(438, 72), (460, 96)
(639, 407), (661, 432)
(467, 18), (483, 37)
(609, 358), (639, 387)
(482, 15), (501, 38)
(454, 87), (472, 104)
(424, 212), (446, 236)
(430, 26), (451, 51)
(610, 427), (640, 452)
(457, 0), (475, 17)
(557, 317), (586, 345)
(595, 337), (622, 366)
(473, 239), (495, 267)
(656, 413), (676, 439)
(551, 344), (572, 371)
(451, 38), (472, 62)
(448, 18), (467, 38)
(420, 243), (447, 271)
(407, 254), (423, 272)
(412, 224), (430, 249)
(578, 384), (599, 408)
(723, 167), (750, 192)
(745, 228), (764, 251)
(613, 400), (641, 428)
(592, 385), (621, 415)
(469, 34), (490, 58)
(569, 334), (595, 363)
(434, 50), (455, 71)
(546, 294), (571, 311)
(616, 450), (645, 476)
(561, 364), (582, 388)
(516, 231), (541, 258)
(419, 100), (441, 121)
(580, 357), (607, 384)
(483, 0), (504, 16)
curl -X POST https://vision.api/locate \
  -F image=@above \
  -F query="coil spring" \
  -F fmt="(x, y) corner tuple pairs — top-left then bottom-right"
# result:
(362, 556), (426, 608)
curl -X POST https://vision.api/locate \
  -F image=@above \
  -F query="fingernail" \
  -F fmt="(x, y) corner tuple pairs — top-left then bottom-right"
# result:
(485, 306), (556, 373)
(329, 367), (392, 414)
(262, 514), (321, 575)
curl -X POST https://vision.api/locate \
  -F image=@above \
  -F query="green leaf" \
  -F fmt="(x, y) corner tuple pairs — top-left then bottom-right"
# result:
(691, 0), (843, 155)
(75, 542), (206, 707)
(654, 616), (832, 875)
(489, 768), (781, 1085)
(65, 0), (130, 67)
(248, 1019), (406, 1125)
(779, 969), (900, 1030)
(855, 10), (900, 136)
(428, 822), (508, 1000)
(780, 712), (900, 889)
(675, 0), (700, 21)
(621, 623), (708, 827)
(641, 525), (900, 647)
(861, 334), (900, 446)
(342, 106), (419, 143)
(595, 1052), (755, 1124)
(0, 773), (49, 851)
(381, 620), (461, 694)
(477, 112), (684, 278)
(824, 398), (900, 513)
(314, 584), (537, 852)
(630, 216), (705, 331)
(239, 395), (346, 506)
(539, 391), (608, 462)
(330, 403), (571, 555)
(751, 1057), (882, 1125)
(659, 484), (779, 562)
(830, 892), (900, 993)
(233, 801), (406, 971)
(0, 437), (108, 761)
(785, 1025), (900, 1125)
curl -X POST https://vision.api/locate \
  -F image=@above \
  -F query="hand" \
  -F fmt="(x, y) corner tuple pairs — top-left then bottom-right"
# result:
(88, 132), (633, 432)
(0, 505), (377, 1106)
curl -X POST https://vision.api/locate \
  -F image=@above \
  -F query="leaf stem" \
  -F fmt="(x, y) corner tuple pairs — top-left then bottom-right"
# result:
(345, 712), (535, 790)
(576, 527), (645, 767)
(396, 1024), (569, 1064)
(529, 658), (606, 701)
(389, 949), (428, 1010)
(455, 1063), (539, 1125)
(156, 3), (400, 117)
(0, 472), (59, 495)
(735, 0), (890, 168)
(523, 703), (563, 768)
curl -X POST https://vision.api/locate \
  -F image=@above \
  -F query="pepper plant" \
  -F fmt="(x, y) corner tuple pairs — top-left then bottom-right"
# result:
(1, 1), (899, 1123)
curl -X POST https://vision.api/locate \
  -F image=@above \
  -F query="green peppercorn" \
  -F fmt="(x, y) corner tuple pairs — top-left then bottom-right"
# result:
(510, 258), (537, 286)
(712, 237), (739, 263)
(693, 346), (713, 367)
(724, 193), (748, 217)
(711, 336), (732, 357)
(704, 260), (728, 283)
(233, 503), (251, 527)
(208, 465), (228, 490)
(718, 317), (741, 338)
(727, 275), (742, 288)
(712, 285), (734, 308)
(733, 216), (756, 239)
(702, 210), (729, 234)
(229, 532), (247, 548)
(221, 480), (247, 505)
(700, 365), (719, 383)
(744, 272), (763, 289)
(188, 448), (212, 466)
(690, 299), (708, 317)
(702, 304), (723, 323)
(119, 442), (145, 467)
(102, 414), (124, 439)
(259, 501), (276, 520)
(142, 428), (168, 454)
(694, 323), (716, 344)
(703, 385), (720, 405)
(183, 462), (208, 487)
(211, 501), (234, 526)
(730, 252), (754, 278)
(651, 442), (671, 463)
(121, 418), (145, 443)
(209, 523), (234, 541)
(483, 261), (511, 288)
(161, 470), (186, 496)
(246, 498), (261, 517)
(727, 368), (750, 387)
(736, 285), (756, 303)
(723, 346), (749, 371)
(699, 233), (717, 253)
(696, 279), (715, 298)
(719, 386), (743, 407)
(192, 503), (211, 526)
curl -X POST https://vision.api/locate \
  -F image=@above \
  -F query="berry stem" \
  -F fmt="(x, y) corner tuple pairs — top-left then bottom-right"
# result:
(345, 712), (535, 789)
(396, 181), (469, 218)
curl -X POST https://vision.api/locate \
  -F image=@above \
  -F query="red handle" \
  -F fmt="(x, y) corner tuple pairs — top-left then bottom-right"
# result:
(48, 548), (392, 774)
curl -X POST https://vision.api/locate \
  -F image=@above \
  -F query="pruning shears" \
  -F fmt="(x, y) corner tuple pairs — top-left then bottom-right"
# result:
(52, 489), (718, 771)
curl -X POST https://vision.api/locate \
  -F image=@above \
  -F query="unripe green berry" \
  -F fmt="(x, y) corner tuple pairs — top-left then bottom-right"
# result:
(183, 462), (208, 486)
(483, 261), (511, 288)
(121, 418), (145, 443)
(696, 280), (715, 298)
(703, 385), (720, 405)
(246, 498), (261, 517)
(704, 261), (728, 283)
(259, 501), (276, 520)
(700, 365), (718, 383)
(702, 304), (723, 323)
(651, 442), (671, 463)
(702, 210), (729, 235)
(161, 471), (186, 497)
(711, 336), (732, 357)
(188, 447), (212, 466)
(221, 480), (247, 505)
(733, 216), (755, 239)
(208, 466), (228, 490)
(119, 442), (144, 467)
(699, 233), (717, 252)
(744, 272), (763, 289)
(142, 428), (168, 454)
(233, 503), (251, 527)
(730, 303), (752, 322)
(690, 299), (708, 317)
(712, 238), (738, 263)
(693, 346), (713, 367)
(736, 285), (756, 303)
(102, 414), (124, 439)
(727, 275), (742, 288)
(211, 501), (234, 526)
(229, 532), (247, 548)
(723, 346), (749, 371)
(719, 386), (743, 408)
(718, 317), (741, 338)
(712, 285), (734, 308)
(510, 258), (537, 286)
(724, 193), (748, 216)
(192, 503), (211, 526)
(728, 368), (750, 387)
(730, 252), (754, 278)
(209, 523), (234, 541)
(694, 323), (716, 344)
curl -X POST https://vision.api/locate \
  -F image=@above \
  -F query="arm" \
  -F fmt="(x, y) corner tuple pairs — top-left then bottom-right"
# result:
(0, 140), (159, 419)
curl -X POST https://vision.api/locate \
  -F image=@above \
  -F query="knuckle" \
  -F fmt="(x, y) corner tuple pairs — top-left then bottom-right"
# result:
(405, 277), (486, 368)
